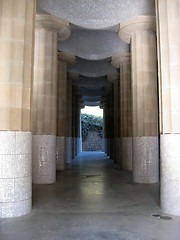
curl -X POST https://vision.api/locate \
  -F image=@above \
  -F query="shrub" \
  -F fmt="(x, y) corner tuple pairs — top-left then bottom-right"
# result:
(81, 113), (103, 141)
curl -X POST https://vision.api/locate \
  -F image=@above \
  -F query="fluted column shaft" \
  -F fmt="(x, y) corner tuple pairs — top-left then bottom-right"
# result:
(0, 0), (35, 218)
(56, 53), (76, 170)
(66, 79), (73, 166)
(119, 16), (159, 183)
(112, 53), (132, 170)
(32, 15), (70, 184)
(156, 0), (180, 216)
(107, 74), (120, 163)
(56, 60), (67, 170)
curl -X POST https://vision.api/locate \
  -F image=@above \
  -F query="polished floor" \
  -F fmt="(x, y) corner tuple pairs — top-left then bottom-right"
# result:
(1, 152), (180, 240)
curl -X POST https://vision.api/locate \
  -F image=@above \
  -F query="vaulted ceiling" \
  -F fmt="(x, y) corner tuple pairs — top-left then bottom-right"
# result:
(37, 0), (155, 106)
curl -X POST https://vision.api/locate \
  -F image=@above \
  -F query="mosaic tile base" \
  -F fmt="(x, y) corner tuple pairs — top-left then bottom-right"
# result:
(56, 136), (66, 171)
(0, 131), (32, 218)
(160, 134), (180, 216)
(32, 135), (56, 184)
(122, 137), (132, 170)
(133, 136), (159, 183)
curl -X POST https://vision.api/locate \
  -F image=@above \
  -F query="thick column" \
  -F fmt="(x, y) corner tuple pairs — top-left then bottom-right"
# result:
(0, 0), (35, 218)
(119, 16), (159, 183)
(66, 79), (73, 166)
(56, 52), (76, 171)
(32, 15), (70, 184)
(76, 106), (82, 155)
(107, 73), (121, 163)
(156, 0), (180, 215)
(112, 53), (132, 170)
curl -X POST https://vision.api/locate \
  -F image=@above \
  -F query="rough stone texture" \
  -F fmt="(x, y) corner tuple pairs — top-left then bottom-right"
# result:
(66, 137), (72, 165)
(0, 131), (32, 218)
(56, 136), (66, 171)
(32, 135), (56, 184)
(83, 131), (102, 152)
(160, 134), (180, 216)
(121, 137), (132, 171)
(58, 29), (129, 60)
(37, 0), (155, 29)
(133, 136), (159, 183)
(68, 57), (118, 78)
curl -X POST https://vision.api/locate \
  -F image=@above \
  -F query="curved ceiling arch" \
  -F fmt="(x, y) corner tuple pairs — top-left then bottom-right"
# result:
(37, 0), (155, 30)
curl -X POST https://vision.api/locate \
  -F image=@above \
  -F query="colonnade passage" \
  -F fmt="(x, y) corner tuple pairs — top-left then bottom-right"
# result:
(1, 0), (180, 228)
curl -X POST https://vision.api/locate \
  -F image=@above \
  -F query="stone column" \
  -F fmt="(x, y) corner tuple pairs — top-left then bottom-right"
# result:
(0, 0), (35, 218)
(66, 78), (73, 167)
(32, 15), (70, 184)
(72, 87), (76, 159)
(76, 105), (82, 155)
(56, 52), (76, 171)
(156, 0), (180, 215)
(107, 73), (121, 163)
(109, 88), (114, 160)
(112, 53), (132, 170)
(119, 16), (159, 183)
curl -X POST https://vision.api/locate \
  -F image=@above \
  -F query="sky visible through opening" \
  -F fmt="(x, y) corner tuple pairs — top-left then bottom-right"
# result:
(81, 106), (103, 117)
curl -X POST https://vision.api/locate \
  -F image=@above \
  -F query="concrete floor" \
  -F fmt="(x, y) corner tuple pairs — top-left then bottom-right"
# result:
(1, 152), (180, 240)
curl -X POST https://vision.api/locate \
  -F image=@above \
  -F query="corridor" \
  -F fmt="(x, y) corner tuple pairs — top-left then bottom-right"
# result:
(1, 152), (180, 240)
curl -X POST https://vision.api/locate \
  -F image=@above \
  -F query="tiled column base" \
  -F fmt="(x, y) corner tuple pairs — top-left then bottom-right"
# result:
(133, 136), (159, 183)
(72, 138), (75, 159)
(102, 138), (106, 153)
(77, 137), (82, 155)
(121, 137), (132, 170)
(114, 138), (121, 163)
(32, 135), (56, 184)
(0, 131), (32, 218)
(110, 138), (114, 160)
(56, 136), (66, 171)
(107, 138), (110, 156)
(160, 134), (180, 216)
(75, 138), (78, 156)
(66, 137), (72, 167)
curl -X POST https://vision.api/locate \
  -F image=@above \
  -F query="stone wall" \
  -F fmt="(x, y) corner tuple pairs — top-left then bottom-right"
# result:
(82, 130), (102, 151)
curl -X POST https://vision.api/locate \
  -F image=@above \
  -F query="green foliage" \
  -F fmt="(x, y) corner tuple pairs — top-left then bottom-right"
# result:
(81, 113), (103, 141)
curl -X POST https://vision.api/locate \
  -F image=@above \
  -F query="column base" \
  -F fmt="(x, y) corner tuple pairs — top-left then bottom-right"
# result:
(121, 137), (132, 170)
(66, 137), (72, 167)
(160, 134), (180, 216)
(56, 136), (66, 171)
(114, 138), (121, 163)
(77, 137), (82, 155)
(32, 135), (56, 184)
(0, 131), (32, 218)
(133, 136), (159, 183)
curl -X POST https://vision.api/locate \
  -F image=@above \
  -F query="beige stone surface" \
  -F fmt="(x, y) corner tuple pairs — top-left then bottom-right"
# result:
(156, 0), (180, 134)
(32, 18), (58, 135)
(57, 60), (67, 137)
(119, 17), (158, 137)
(0, 0), (35, 131)
(36, 14), (70, 40)
(112, 53), (132, 138)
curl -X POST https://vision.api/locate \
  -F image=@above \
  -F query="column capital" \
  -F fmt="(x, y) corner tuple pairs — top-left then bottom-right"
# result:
(111, 52), (130, 68)
(118, 16), (156, 44)
(58, 52), (76, 66)
(107, 73), (119, 83)
(67, 72), (79, 81)
(36, 14), (71, 40)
